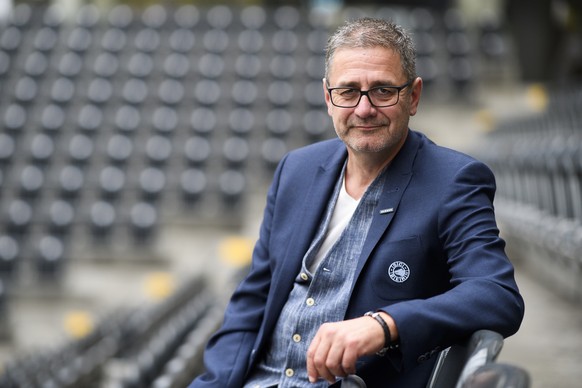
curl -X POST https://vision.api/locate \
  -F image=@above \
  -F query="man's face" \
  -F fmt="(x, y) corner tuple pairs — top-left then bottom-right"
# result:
(323, 47), (421, 159)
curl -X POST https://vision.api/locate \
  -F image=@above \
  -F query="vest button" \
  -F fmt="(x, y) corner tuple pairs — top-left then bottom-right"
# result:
(306, 297), (315, 306)
(285, 368), (294, 377)
(293, 334), (301, 342)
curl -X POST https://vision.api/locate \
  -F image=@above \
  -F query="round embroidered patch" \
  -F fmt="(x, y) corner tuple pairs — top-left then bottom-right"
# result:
(388, 261), (410, 283)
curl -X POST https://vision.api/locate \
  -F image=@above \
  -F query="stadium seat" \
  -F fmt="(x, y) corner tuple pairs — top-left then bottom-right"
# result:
(2, 103), (27, 134)
(0, 234), (19, 275)
(29, 133), (55, 165)
(222, 136), (250, 168)
(183, 136), (211, 167)
(122, 78), (148, 105)
(19, 164), (45, 199)
(46, 199), (75, 236)
(145, 135), (173, 166)
(202, 29), (230, 54)
(130, 201), (159, 241)
(58, 164), (85, 199)
(89, 200), (117, 240)
(173, 5), (200, 29)
(139, 167), (167, 202)
(35, 234), (67, 277)
(99, 165), (126, 200)
(231, 79), (259, 106)
(228, 108), (255, 137)
(67, 27), (92, 53)
(194, 79), (221, 106)
(238, 29), (265, 54)
(190, 107), (217, 136)
(75, 4), (100, 29)
(461, 363), (530, 388)
(157, 78), (185, 105)
(180, 168), (207, 203)
(6, 199), (33, 235)
(168, 29), (195, 53)
(0, 133), (15, 165)
(219, 169), (246, 206)
(266, 108), (293, 138)
(101, 27), (128, 52)
(262, 137), (288, 171)
(128, 51), (155, 78)
(13, 76), (38, 105)
(114, 105), (141, 135)
(152, 106), (179, 136)
(106, 134), (133, 165)
(427, 330), (504, 388)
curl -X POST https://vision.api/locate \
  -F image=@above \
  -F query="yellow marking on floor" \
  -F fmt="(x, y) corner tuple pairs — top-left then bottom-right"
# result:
(63, 310), (94, 339)
(527, 83), (548, 112)
(218, 236), (254, 267)
(144, 271), (175, 301)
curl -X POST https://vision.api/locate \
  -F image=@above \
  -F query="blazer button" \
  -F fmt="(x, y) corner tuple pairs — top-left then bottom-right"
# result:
(417, 354), (427, 363)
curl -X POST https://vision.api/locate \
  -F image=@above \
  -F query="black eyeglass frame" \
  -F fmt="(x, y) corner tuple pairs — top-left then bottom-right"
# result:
(326, 80), (413, 108)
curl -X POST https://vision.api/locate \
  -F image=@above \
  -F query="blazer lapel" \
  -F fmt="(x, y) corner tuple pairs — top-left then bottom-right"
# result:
(269, 142), (347, 312)
(354, 131), (421, 279)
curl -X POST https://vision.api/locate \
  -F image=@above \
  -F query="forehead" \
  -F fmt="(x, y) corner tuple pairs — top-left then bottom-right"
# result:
(328, 46), (405, 85)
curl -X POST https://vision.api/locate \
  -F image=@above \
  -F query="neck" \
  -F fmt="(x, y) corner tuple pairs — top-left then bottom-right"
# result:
(344, 152), (392, 200)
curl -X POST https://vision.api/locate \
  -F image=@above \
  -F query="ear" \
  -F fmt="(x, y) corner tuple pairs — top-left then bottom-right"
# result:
(322, 78), (333, 116)
(408, 77), (423, 116)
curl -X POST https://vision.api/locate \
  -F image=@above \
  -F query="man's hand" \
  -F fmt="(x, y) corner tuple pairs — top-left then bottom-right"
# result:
(306, 312), (398, 384)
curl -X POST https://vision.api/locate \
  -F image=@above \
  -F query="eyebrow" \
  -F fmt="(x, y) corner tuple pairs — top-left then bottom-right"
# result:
(330, 81), (402, 89)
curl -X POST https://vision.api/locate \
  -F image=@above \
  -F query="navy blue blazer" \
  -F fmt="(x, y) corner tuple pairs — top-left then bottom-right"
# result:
(190, 130), (524, 388)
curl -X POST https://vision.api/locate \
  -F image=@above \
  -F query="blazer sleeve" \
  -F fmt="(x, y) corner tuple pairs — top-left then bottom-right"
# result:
(382, 160), (525, 371)
(188, 154), (289, 388)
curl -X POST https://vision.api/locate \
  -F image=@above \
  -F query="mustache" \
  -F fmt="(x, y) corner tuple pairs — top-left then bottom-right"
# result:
(348, 120), (389, 127)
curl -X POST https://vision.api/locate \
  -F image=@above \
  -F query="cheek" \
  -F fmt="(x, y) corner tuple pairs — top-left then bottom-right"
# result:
(329, 109), (348, 128)
(326, 102), (333, 117)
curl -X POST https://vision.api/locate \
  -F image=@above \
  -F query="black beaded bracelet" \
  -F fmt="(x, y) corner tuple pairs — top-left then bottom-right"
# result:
(364, 311), (399, 356)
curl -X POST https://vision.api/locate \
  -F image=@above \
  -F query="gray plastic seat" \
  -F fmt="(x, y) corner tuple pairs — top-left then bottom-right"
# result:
(427, 330), (504, 388)
(461, 363), (530, 388)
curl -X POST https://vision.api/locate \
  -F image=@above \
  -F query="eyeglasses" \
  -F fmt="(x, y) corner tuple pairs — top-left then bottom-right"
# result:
(326, 81), (412, 108)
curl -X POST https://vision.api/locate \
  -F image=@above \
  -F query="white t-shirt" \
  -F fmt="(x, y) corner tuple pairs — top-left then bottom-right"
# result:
(309, 178), (360, 273)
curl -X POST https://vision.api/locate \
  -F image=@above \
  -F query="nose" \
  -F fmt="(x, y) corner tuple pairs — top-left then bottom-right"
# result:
(354, 93), (377, 117)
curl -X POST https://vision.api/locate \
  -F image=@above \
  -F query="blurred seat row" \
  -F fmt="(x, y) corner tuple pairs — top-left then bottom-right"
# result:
(0, 273), (233, 388)
(472, 83), (582, 299)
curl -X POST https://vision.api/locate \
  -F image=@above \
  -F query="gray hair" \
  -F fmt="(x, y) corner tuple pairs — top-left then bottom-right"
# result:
(324, 17), (416, 82)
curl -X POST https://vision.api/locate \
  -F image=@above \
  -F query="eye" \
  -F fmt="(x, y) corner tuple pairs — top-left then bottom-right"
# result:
(374, 87), (397, 96)
(337, 88), (358, 97)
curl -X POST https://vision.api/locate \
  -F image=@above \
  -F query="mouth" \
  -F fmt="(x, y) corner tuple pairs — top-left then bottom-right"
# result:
(351, 124), (385, 131)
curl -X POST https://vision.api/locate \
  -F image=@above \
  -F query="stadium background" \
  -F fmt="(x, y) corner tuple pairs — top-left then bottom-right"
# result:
(0, 0), (581, 386)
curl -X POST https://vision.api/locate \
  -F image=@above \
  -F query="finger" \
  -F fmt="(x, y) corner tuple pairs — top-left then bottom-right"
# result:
(308, 328), (337, 384)
(325, 340), (349, 379)
(340, 344), (358, 376)
(306, 334), (321, 383)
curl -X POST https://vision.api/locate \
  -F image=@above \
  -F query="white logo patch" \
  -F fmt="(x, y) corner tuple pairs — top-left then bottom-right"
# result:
(388, 261), (410, 283)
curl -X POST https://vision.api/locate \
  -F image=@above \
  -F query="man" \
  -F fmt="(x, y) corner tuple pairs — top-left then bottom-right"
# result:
(189, 17), (524, 388)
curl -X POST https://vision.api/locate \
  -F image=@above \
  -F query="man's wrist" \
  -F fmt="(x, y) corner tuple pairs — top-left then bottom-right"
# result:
(364, 311), (400, 356)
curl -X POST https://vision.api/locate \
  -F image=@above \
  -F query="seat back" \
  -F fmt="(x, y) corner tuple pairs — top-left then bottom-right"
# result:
(341, 374), (367, 387)
(427, 330), (504, 388)
(461, 363), (530, 388)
